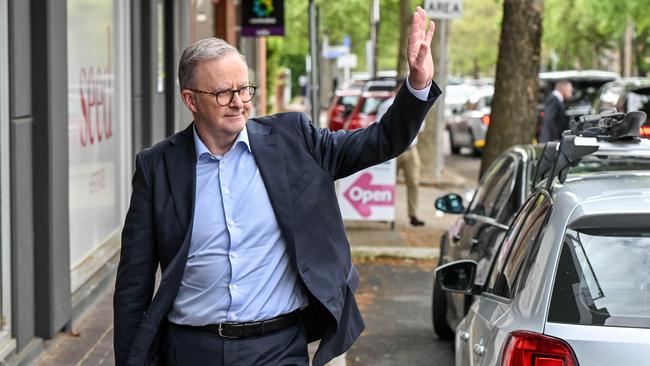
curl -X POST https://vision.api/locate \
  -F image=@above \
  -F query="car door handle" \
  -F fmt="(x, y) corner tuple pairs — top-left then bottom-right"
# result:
(459, 331), (470, 343)
(473, 344), (486, 356)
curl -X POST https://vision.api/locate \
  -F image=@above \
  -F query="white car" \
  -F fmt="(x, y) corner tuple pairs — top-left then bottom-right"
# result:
(436, 112), (650, 365)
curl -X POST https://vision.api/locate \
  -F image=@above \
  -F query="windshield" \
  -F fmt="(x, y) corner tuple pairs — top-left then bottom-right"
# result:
(361, 97), (387, 114)
(548, 229), (650, 328)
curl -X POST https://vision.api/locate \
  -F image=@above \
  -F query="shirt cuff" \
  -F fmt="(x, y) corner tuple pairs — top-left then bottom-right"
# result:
(405, 75), (432, 101)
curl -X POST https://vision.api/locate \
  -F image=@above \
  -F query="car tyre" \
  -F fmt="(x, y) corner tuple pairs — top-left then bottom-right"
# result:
(448, 129), (461, 155)
(432, 278), (454, 340)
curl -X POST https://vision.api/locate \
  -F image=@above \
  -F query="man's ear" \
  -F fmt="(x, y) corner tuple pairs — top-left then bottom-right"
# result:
(181, 90), (199, 113)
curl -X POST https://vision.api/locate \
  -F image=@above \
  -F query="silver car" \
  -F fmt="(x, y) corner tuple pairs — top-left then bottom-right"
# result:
(437, 132), (650, 365)
(447, 87), (494, 155)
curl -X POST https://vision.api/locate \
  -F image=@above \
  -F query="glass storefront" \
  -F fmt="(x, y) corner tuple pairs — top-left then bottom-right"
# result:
(67, 0), (131, 291)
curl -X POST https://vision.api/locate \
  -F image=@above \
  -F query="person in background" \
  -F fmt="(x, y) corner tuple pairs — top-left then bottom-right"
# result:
(114, 6), (439, 366)
(539, 79), (573, 142)
(376, 80), (426, 227)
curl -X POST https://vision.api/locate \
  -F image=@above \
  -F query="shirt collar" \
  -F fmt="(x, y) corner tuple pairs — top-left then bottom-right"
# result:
(552, 90), (564, 103)
(193, 123), (252, 159)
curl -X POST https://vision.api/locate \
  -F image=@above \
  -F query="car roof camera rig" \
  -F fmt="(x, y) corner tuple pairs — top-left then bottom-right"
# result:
(542, 110), (647, 190)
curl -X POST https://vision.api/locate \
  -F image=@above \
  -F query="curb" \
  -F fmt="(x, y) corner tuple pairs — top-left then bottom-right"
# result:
(351, 246), (440, 260)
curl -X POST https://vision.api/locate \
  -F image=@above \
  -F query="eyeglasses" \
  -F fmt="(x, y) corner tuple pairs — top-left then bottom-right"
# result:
(189, 85), (257, 106)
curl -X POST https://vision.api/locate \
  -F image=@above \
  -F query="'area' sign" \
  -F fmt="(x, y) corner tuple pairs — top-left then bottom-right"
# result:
(424, 0), (463, 19)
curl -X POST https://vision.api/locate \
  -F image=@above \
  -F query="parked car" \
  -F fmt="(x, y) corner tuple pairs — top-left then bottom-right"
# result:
(537, 70), (620, 137)
(446, 87), (494, 155)
(327, 88), (361, 131)
(433, 110), (650, 340)
(437, 113), (650, 365)
(591, 78), (650, 138)
(342, 90), (394, 130)
(445, 84), (480, 116)
(432, 143), (543, 339)
(362, 79), (397, 93)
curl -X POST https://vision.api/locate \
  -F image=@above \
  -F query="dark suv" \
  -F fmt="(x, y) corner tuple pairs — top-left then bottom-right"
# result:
(432, 144), (543, 339)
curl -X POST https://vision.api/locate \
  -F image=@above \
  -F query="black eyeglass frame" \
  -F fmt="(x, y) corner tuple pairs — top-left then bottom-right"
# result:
(188, 85), (258, 106)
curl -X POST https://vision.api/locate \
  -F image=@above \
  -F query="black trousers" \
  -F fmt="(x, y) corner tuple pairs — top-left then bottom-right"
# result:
(165, 322), (310, 366)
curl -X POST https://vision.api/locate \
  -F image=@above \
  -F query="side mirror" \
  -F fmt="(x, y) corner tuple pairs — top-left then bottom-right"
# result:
(435, 260), (478, 294)
(435, 193), (465, 214)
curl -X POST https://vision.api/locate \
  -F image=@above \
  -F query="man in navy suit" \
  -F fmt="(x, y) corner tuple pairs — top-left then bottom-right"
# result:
(539, 79), (573, 142)
(114, 7), (440, 366)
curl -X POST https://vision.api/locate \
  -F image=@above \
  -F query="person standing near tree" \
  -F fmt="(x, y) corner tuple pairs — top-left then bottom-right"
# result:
(539, 80), (573, 142)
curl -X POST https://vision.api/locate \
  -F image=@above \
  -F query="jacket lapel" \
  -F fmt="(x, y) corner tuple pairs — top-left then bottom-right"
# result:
(247, 120), (297, 254)
(163, 124), (196, 236)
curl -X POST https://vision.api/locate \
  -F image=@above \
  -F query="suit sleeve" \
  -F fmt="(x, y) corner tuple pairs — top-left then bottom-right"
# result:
(300, 82), (441, 180)
(114, 152), (159, 366)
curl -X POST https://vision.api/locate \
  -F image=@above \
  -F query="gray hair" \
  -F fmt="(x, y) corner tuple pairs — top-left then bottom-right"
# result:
(178, 37), (246, 90)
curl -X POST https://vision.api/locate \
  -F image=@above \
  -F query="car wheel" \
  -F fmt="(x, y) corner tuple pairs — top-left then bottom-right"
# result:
(448, 129), (460, 155)
(432, 278), (454, 340)
(469, 131), (482, 157)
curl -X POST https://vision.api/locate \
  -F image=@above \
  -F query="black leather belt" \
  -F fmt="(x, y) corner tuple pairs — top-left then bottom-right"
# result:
(171, 311), (300, 339)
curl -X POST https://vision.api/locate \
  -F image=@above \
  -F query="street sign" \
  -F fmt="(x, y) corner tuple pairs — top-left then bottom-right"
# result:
(336, 54), (357, 68)
(323, 45), (350, 59)
(241, 0), (285, 36)
(424, 0), (463, 19)
(337, 159), (396, 221)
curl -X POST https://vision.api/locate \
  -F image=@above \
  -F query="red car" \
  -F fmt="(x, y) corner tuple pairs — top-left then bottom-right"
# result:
(327, 89), (362, 131)
(343, 91), (394, 130)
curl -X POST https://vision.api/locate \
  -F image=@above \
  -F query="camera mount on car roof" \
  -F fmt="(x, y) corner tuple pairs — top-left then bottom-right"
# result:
(570, 111), (647, 141)
(540, 111), (648, 189)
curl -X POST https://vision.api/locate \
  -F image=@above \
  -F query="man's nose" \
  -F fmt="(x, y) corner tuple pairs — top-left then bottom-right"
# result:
(230, 91), (244, 107)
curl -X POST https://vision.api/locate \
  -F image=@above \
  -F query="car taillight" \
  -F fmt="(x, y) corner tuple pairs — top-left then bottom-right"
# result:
(481, 114), (491, 127)
(501, 331), (579, 366)
(640, 125), (650, 138)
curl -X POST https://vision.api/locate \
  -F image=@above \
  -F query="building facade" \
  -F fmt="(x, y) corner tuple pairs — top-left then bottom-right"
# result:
(2, 0), (267, 363)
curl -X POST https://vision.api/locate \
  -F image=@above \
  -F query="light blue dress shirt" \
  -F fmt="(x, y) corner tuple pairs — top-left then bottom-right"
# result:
(169, 126), (308, 325)
(168, 77), (430, 325)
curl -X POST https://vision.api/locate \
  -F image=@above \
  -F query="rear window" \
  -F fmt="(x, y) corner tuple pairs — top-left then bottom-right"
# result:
(360, 97), (387, 114)
(548, 229), (650, 328)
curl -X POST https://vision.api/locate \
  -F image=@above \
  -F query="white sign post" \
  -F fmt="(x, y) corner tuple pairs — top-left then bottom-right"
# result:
(425, 0), (462, 177)
(337, 159), (396, 222)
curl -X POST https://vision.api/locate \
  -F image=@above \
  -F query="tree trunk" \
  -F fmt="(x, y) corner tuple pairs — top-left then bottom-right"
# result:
(397, 0), (412, 78)
(480, 0), (544, 176)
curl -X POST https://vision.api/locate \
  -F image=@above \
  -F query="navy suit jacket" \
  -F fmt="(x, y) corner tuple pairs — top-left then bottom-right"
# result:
(114, 83), (441, 366)
(539, 93), (569, 142)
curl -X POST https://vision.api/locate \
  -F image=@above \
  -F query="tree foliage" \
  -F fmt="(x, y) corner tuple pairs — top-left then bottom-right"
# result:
(448, 0), (502, 77)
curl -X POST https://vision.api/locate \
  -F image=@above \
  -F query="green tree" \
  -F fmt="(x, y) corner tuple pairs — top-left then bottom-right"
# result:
(449, 0), (503, 77)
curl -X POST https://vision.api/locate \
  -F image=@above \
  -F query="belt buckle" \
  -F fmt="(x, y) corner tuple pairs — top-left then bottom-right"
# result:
(218, 323), (238, 339)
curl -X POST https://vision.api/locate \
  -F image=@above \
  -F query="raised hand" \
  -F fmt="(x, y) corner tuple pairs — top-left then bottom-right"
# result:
(407, 6), (435, 89)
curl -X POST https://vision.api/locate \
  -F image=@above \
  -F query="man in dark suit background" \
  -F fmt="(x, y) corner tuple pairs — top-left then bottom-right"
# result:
(539, 79), (573, 142)
(114, 7), (439, 366)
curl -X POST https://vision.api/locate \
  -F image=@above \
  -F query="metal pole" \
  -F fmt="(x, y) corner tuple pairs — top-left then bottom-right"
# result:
(370, 0), (380, 79)
(434, 19), (448, 178)
(308, 0), (320, 122)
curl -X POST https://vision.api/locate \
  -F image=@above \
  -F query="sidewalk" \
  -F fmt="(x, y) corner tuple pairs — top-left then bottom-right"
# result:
(32, 157), (475, 366)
